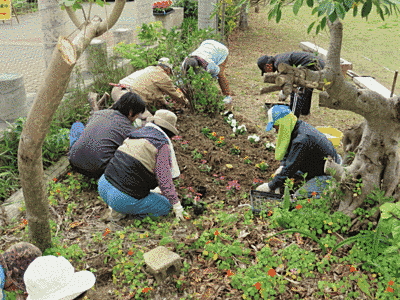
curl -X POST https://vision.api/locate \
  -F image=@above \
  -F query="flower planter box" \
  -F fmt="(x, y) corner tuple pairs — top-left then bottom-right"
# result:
(153, 8), (174, 16)
(153, 7), (184, 30)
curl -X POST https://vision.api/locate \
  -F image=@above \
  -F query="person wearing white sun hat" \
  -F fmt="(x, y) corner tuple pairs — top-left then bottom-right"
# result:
(24, 256), (95, 300)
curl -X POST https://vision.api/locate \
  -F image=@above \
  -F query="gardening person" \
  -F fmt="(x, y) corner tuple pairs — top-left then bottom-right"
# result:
(0, 242), (42, 300)
(111, 57), (188, 116)
(68, 92), (146, 179)
(256, 105), (342, 198)
(24, 255), (96, 300)
(98, 110), (186, 222)
(181, 39), (233, 107)
(257, 51), (325, 117)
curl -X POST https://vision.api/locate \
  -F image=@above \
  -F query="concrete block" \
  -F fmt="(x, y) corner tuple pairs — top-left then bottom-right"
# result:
(353, 76), (394, 98)
(154, 7), (184, 30)
(85, 39), (108, 74)
(0, 73), (28, 122)
(143, 246), (182, 283)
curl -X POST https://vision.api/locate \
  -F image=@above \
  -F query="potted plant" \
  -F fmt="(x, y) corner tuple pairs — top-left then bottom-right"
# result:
(152, 0), (174, 15)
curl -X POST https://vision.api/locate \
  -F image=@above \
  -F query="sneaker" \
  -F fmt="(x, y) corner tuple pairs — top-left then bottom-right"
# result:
(101, 206), (126, 222)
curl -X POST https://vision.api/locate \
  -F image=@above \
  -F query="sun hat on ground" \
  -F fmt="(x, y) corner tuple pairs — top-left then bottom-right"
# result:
(24, 255), (95, 300)
(147, 109), (178, 136)
(265, 105), (292, 132)
(0, 242), (42, 292)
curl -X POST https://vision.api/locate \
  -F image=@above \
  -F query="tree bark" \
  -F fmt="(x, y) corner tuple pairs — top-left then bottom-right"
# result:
(261, 19), (400, 218)
(17, 0), (126, 251)
(239, 3), (249, 30)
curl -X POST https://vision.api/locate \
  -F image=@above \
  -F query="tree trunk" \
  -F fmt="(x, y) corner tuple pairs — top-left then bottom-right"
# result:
(263, 20), (400, 218)
(17, 0), (126, 251)
(239, 3), (249, 30)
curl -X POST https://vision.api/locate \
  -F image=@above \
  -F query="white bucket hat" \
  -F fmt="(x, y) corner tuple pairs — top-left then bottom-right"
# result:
(24, 256), (96, 300)
(158, 57), (173, 70)
(147, 109), (178, 136)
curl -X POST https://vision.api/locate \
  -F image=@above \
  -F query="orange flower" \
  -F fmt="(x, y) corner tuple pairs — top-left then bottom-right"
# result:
(214, 230), (220, 236)
(52, 178), (58, 182)
(103, 228), (111, 237)
(219, 136), (225, 141)
(56, 252), (61, 256)
(386, 287), (394, 293)
(21, 219), (28, 225)
(267, 268), (276, 277)
(127, 250), (134, 255)
(388, 280), (395, 286)
(205, 240), (212, 245)
(254, 282), (261, 290)
(56, 189), (61, 193)
(307, 198), (311, 203)
(211, 132), (217, 137)
(349, 266), (357, 272)
(267, 210), (273, 216)
(295, 204), (302, 210)
(311, 191), (318, 196)
(141, 287), (152, 293)
(226, 270), (234, 276)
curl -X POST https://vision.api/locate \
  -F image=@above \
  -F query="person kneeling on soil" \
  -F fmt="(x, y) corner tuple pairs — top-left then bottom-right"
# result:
(0, 242), (42, 300)
(181, 39), (233, 108)
(68, 92), (146, 179)
(111, 57), (188, 118)
(98, 109), (186, 222)
(256, 105), (342, 198)
(257, 51), (325, 118)
(24, 255), (96, 300)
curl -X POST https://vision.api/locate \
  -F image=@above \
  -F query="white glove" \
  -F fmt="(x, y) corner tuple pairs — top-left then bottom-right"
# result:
(223, 95), (232, 104)
(256, 183), (271, 193)
(278, 90), (288, 101)
(274, 166), (283, 176)
(172, 202), (185, 221)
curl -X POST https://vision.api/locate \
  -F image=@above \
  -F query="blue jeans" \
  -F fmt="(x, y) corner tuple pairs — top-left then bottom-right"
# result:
(69, 121), (85, 148)
(293, 175), (332, 199)
(98, 175), (172, 217)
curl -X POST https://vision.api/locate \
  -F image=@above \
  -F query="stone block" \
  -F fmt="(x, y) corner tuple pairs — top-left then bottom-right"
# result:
(0, 73), (28, 122)
(143, 246), (182, 283)
(154, 7), (184, 30)
(85, 39), (108, 74)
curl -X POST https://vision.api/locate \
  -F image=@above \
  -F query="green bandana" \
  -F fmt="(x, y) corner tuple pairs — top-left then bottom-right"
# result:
(274, 113), (297, 160)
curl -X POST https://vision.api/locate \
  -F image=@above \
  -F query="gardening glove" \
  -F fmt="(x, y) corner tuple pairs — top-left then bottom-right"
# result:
(274, 166), (283, 176)
(256, 183), (271, 193)
(223, 95), (233, 105)
(278, 90), (288, 101)
(172, 202), (185, 221)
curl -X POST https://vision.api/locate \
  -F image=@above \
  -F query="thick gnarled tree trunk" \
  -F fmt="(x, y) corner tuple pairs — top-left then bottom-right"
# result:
(17, 0), (126, 251)
(262, 20), (400, 220)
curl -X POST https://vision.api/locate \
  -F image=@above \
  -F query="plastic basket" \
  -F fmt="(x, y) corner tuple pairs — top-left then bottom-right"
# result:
(250, 190), (283, 214)
(316, 126), (343, 147)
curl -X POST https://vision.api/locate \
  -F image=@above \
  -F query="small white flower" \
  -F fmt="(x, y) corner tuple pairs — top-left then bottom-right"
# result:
(248, 135), (260, 143)
(232, 126), (237, 133)
(238, 125), (247, 131)
(230, 119), (237, 128)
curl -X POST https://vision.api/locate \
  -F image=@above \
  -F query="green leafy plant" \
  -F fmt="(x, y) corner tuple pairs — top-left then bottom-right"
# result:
(230, 145), (241, 155)
(255, 161), (269, 172)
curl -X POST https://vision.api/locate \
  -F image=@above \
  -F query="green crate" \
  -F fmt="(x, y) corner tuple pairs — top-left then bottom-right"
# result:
(250, 190), (283, 214)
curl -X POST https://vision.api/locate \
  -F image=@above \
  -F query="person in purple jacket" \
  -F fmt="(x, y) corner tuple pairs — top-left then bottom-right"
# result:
(98, 110), (186, 222)
(68, 92), (146, 179)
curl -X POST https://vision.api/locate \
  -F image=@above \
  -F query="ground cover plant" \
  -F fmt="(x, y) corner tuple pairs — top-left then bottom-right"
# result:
(1, 6), (400, 300)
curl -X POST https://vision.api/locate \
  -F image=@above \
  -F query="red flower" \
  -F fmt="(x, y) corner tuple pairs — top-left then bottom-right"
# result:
(254, 282), (261, 290)
(141, 287), (152, 293)
(307, 198), (311, 203)
(103, 228), (111, 237)
(21, 219), (28, 225)
(205, 240), (212, 245)
(388, 280), (395, 286)
(268, 268), (276, 277)
(56, 252), (61, 256)
(226, 270), (234, 276)
(311, 191), (318, 196)
(67, 172), (72, 176)
(386, 287), (394, 293)
(127, 250), (134, 256)
(349, 266), (357, 272)
(214, 230), (220, 236)
(267, 210), (273, 216)
(295, 204), (302, 210)
(171, 136), (182, 140)
(52, 178), (58, 182)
